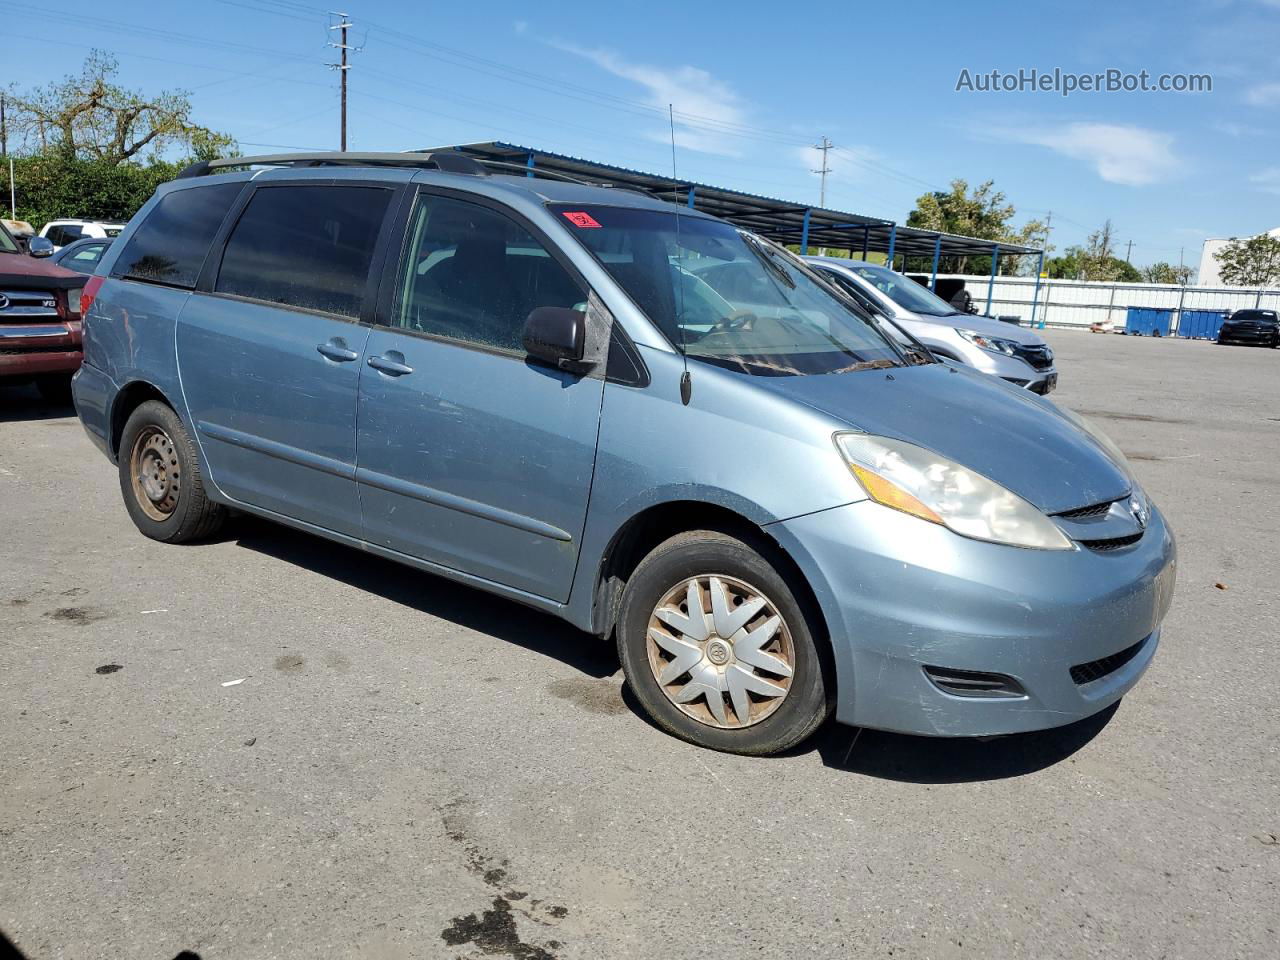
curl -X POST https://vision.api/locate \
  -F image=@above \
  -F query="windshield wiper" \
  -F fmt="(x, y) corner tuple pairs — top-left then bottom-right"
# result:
(742, 234), (796, 290)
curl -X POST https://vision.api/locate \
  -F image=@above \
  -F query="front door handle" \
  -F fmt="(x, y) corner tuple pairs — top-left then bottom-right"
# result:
(317, 338), (359, 362)
(368, 353), (414, 376)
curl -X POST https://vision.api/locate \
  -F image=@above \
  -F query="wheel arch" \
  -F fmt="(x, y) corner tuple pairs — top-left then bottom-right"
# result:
(590, 501), (832, 660)
(109, 380), (178, 460)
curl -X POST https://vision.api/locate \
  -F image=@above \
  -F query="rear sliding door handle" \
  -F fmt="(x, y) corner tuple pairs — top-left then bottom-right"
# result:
(317, 338), (359, 362)
(367, 353), (414, 376)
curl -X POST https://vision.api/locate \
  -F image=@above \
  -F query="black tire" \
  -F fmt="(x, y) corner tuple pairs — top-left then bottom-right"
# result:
(616, 529), (832, 755)
(36, 374), (73, 405)
(117, 400), (226, 543)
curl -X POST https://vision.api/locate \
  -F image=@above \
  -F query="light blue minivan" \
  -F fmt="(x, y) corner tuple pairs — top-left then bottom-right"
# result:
(73, 152), (1176, 755)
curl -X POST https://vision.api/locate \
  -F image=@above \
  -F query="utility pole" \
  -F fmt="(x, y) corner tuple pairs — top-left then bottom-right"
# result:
(1124, 239), (1134, 263)
(328, 12), (353, 152)
(811, 136), (833, 207)
(2, 93), (13, 218)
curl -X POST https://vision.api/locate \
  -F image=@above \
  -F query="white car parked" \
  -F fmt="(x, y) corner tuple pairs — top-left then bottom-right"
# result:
(39, 219), (127, 251)
(805, 257), (1059, 394)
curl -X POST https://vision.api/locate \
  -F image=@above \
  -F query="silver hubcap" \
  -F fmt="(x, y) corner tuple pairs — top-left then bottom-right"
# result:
(646, 575), (795, 729)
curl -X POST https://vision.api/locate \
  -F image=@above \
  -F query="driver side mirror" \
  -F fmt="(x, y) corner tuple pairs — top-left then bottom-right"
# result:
(523, 306), (592, 371)
(28, 236), (54, 258)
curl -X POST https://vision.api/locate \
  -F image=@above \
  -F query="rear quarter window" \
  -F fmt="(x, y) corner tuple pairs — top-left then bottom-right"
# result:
(113, 182), (243, 289)
(214, 184), (392, 319)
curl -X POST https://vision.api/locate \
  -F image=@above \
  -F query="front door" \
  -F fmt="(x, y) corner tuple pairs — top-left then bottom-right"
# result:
(178, 181), (396, 538)
(356, 190), (604, 602)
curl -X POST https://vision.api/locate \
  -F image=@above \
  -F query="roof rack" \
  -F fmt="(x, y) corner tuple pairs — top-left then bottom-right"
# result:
(176, 151), (487, 179)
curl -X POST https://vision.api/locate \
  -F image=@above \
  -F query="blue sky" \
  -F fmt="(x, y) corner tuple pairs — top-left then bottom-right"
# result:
(7, 0), (1280, 266)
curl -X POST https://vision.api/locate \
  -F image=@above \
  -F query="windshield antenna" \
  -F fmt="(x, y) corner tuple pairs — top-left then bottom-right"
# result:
(669, 103), (692, 406)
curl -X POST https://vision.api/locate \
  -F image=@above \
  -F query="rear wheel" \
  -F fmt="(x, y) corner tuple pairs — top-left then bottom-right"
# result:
(118, 400), (225, 543)
(616, 530), (831, 755)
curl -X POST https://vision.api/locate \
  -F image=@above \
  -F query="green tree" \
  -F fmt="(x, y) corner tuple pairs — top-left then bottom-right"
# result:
(905, 179), (1046, 275)
(5, 50), (234, 164)
(1214, 233), (1280, 287)
(1044, 222), (1143, 282)
(1141, 261), (1193, 285)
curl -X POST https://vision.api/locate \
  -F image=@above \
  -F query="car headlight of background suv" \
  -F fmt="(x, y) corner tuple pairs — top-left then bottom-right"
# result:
(835, 432), (1073, 550)
(956, 328), (1020, 356)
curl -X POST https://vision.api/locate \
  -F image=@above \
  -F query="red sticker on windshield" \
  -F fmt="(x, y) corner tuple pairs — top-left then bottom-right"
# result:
(562, 211), (601, 228)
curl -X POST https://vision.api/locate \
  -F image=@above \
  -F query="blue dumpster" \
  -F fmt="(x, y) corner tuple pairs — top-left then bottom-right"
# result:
(1125, 307), (1173, 336)
(1178, 309), (1228, 340)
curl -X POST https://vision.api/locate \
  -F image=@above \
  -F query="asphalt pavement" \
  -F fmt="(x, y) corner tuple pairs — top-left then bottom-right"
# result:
(2, 328), (1277, 959)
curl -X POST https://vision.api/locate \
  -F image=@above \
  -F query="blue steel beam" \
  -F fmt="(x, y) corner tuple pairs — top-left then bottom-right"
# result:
(986, 244), (1000, 312)
(886, 224), (896, 268)
(930, 233), (942, 290)
(861, 226), (869, 260)
(526, 153), (535, 178)
(687, 185), (696, 209)
(800, 209), (812, 255)
(1030, 251), (1045, 328)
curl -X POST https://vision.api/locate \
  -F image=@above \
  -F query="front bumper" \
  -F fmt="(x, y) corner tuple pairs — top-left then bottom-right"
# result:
(0, 320), (82, 379)
(1218, 326), (1278, 346)
(770, 499), (1176, 737)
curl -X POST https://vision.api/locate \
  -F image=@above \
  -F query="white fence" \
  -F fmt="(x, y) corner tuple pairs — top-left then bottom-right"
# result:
(936, 273), (1280, 330)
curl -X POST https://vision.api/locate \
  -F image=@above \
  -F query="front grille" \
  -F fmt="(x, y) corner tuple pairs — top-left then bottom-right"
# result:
(0, 288), (60, 322)
(1012, 344), (1054, 370)
(1070, 637), (1147, 685)
(1079, 532), (1144, 552)
(1056, 499), (1116, 520)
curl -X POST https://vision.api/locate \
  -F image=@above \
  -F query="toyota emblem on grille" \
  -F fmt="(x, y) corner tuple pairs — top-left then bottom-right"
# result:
(1129, 496), (1149, 528)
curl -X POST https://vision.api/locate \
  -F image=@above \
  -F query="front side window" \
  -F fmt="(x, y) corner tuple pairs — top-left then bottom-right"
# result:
(391, 194), (585, 351)
(114, 182), (243, 288)
(216, 185), (392, 319)
(552, 205), (903, 376)
(0, 224), (19, 254)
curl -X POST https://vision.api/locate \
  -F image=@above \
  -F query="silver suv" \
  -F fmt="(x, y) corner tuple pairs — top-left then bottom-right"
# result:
(806, 257), (1058, 394)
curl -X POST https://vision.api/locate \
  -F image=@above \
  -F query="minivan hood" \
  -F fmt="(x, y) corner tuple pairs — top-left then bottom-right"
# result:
(755, 363), (1129, 514)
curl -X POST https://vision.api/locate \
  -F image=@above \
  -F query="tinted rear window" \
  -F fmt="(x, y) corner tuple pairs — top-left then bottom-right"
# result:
(215, 185), (391, 319)
(114, 182), (243, 288)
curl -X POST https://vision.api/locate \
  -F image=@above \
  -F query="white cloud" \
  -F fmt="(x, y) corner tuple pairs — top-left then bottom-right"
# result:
(991, 122), (1181, 186)
(550, 42), (749, 156)
(1244, 82), (1280, 106)
(513, 20), (528, 34)
(1249, 167), (1280, 194)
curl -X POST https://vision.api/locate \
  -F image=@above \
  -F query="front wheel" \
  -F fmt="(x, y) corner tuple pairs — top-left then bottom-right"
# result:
(118, 400), (226, 543)
(616, 530), (832, 755)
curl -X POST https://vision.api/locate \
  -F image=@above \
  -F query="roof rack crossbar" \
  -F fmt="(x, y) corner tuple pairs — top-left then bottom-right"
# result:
(176, 151), (487, 179)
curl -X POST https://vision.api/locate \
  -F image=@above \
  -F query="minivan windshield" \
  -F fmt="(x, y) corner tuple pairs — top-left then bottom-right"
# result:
(552, 205), (904, 376)
(844, 263), (960, 318)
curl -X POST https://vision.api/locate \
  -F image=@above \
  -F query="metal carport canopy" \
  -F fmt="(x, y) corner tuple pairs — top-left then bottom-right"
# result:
(427, 142), (1041, 262)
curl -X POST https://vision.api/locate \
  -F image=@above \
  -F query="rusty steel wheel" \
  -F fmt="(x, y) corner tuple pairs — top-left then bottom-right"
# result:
(645, 574), (796, 729)
(129, 425), (182, 521)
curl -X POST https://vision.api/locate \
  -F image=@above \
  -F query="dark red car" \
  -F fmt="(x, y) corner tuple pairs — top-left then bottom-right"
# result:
(1, 220), (87, 402)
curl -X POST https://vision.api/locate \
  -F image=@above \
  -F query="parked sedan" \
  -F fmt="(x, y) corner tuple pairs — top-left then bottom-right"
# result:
(805, 257), (1059, 394)
(50, 237), (114, 273)
(1216, 309), (1278, 348)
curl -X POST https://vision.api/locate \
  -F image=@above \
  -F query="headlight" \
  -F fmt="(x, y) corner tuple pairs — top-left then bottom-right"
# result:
(835, 432), (1074, 550)
(956, 328), (1019, 356)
